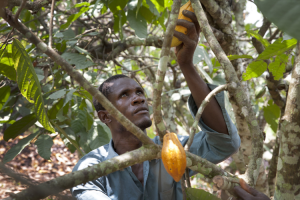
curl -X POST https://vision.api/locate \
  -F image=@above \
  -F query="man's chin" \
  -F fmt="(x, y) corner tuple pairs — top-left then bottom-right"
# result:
(136, 119), (152, 131)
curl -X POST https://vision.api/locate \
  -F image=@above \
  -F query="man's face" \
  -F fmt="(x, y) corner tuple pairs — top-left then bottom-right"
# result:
(106, 78), (152, 130)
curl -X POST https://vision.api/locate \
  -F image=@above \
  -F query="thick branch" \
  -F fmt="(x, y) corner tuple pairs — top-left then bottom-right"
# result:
(6, 145), (161, 200)
(274, 42), (300, 199)
(2, 9), (154, 146)
(200, 0), (232, 33)
(152, 0), (181, 139)
(8, 0), (52, 14)
(87, 36), (163, 61)
(190, 0), (264, 186)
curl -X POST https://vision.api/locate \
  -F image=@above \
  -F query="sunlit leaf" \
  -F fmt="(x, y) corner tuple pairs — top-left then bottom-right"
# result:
(247, 30), (270, 47)
(0, 43), (16, 81)
(242, 60), (267, 81)
(256, 38), (297, 61)
(0, 86), (10, 110)
(227, 55), (253, 61)
(12, 39), (54, 133)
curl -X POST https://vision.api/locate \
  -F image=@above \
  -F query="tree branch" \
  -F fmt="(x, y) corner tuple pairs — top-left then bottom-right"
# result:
(5, 145), (161, 200)
(190, 0), (264, 186)
(8, 0), (52, 14)
(2, 8), (155, 146)
(185, 84), (228, 151)
(152, 0), (181, 140)
(200, 0), (232, 32)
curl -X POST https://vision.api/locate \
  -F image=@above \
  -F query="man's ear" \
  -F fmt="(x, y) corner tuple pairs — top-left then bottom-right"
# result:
(97, 110), (111, 124)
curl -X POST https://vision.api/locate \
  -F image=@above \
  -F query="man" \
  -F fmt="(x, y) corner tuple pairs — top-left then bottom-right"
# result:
(71, 11), (240, 200)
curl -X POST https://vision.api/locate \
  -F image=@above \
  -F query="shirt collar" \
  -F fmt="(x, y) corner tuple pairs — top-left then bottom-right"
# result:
(106, 139), (120, 160)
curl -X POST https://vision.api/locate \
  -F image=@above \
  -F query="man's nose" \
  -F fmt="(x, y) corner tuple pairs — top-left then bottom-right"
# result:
(131, 94), (145, 105)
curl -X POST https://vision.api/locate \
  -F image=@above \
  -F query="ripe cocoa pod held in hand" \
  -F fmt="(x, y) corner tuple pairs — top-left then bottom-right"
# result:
(161, 132), (187, 182)
(171, 0), (194, 47)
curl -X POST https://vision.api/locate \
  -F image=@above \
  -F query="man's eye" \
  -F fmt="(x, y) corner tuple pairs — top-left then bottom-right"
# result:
(137, 91), (143, 95)
(121, 93), (127, 97)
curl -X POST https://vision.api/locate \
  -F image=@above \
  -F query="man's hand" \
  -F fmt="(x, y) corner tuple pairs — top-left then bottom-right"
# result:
(174, 10), (200, 66)
(233, 185), (270, 200)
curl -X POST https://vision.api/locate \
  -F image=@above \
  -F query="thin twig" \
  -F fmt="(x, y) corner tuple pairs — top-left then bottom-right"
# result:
(15, 0), (27, 23)
(51, 120), (85, 157)
(48, 0), (55, 48)
(185, 84), (228, 151)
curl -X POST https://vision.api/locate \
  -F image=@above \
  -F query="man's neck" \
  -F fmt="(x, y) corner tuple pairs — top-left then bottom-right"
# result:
(112, 132), (143, 155)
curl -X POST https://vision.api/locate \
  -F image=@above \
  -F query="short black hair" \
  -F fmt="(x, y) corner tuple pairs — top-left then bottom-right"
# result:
(93, 74), (129, 112)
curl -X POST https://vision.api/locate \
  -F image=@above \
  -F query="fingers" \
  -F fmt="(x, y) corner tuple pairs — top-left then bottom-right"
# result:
(173, 31), (196, 47)
(234, 186), (254, 199)
(182, 10), (200, 34)
(239, 179), (259, 196)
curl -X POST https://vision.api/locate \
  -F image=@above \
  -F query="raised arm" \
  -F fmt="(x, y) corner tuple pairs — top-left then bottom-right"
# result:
(174, 10), (228, 134)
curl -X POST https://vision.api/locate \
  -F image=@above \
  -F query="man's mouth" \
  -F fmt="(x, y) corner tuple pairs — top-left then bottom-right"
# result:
(134, 107), (149, 114)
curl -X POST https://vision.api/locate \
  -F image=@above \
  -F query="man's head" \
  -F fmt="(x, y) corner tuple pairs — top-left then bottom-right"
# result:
(93, 75), (152, 131)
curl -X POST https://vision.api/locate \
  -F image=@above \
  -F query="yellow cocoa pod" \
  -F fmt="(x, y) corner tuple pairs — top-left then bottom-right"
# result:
(171, 0), (194, 47)
(161, 132), (187, 182)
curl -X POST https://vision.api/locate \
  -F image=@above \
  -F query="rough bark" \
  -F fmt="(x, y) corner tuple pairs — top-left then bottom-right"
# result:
(274, 42), (300, 200)
(5, 145), (161, 200)
(190, 0), (264, 187)
(152, 0), (181, 139)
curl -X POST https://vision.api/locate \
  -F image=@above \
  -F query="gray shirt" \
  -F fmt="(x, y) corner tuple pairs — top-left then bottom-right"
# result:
(71, 84), (241, 200)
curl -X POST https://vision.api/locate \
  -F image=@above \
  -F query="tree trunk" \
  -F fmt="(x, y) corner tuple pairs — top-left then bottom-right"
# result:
(274, 42), (300, 199)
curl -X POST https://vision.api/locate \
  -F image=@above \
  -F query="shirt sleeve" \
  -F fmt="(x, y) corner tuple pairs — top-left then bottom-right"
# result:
(180, 83), (240, 165)
(71, 153), (111, 200)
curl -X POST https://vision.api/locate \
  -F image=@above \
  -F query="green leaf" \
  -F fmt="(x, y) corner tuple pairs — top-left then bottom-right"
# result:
(145, 0), (159, 16)
(3, 132), (38, 163)
(186, 188), (220, 200)
(263, 100), (281, 133)
(254, 0), (300, 41)
(48, 89), (67, 100)
(193, 46), (213, 73)
(268, 55), (287, 80)
(0, 86), (10, 110)
(12, 39), (55, 133)
(78, 110), (93, 131)
(127, 9), (148, 38)
(88, 121), (111, 150)
(4, 113), (37, 141)
(63, 89), (77, 106)
(108, 0), (129, 13)
(0, 44), (16, 81)
(35, 134), (53, 160)
(242, 60), (267, 81)
(113, 10), (127, 39)
(74, 90), (93, 104)
(61, 52), (94, 70)
(256, 38), (297, 61)
(247, 30), (270, 47)
(228, 55), (253, 61)
(48, 99), (64, 120)
(150, 0), (165, 12)
(60, 5), (90, 30)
